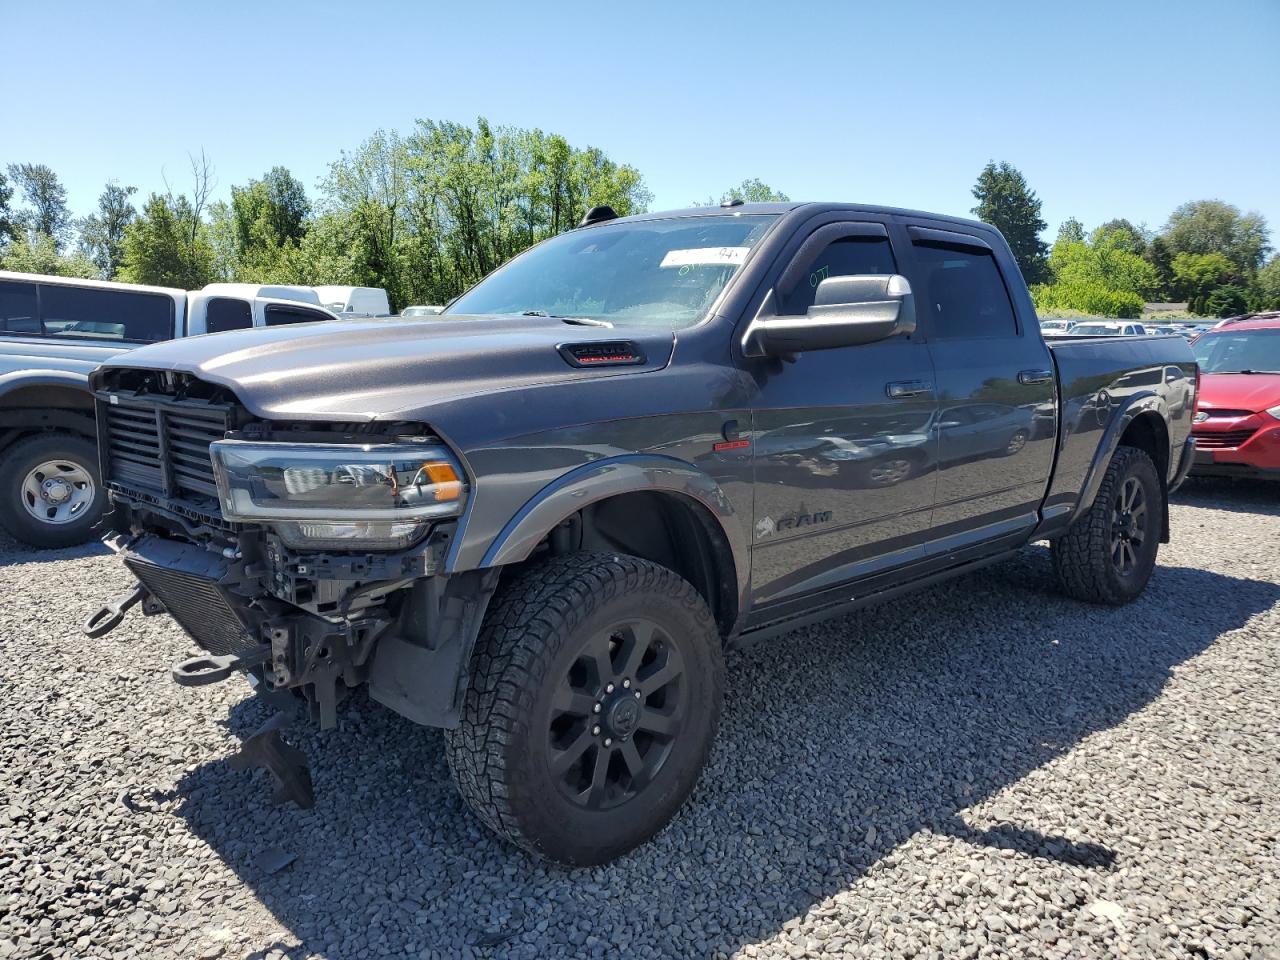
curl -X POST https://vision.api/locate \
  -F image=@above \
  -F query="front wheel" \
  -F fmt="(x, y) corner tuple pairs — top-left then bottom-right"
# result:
(1051, 445), (1163, 605)
(0, 433), (105, 549)
(445, 553), (724, 865)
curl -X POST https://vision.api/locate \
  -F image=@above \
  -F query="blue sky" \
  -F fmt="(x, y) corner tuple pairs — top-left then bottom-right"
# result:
(6, 0), (1279, 244)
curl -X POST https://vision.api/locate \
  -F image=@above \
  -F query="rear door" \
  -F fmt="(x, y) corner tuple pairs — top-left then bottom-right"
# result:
(899, 223), (1056, 549)
(746, 216), (939, 607)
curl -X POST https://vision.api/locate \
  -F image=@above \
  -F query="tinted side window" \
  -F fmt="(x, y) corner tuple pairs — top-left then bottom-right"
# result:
(913, 242), (1017, 339)
(0, 281), (39, 334)
(38, 284), (173, 342)
(205, 297), (252, 333)
(264, 304), (329, 327)
(778, 236), (898, 316)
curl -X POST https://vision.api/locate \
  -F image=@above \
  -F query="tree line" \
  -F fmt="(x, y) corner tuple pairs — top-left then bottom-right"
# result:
(1, 129), (1274, 319)
(0, 118), (654, 311)
(971, 161), (1276, 319)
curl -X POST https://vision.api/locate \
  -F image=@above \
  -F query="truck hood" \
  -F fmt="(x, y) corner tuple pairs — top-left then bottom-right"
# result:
(97, 315), (675, 421)
(1197, 371), (1280, 413)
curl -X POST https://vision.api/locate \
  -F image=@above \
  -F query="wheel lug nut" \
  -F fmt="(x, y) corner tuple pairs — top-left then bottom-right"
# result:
(622, 678), (631, 688)
(593, 703), (602, 713)
(634, 691), (641, 699)
(603, 738), (612, 747)
(592, 725), (601, 736)
(605, 683), (615, 693)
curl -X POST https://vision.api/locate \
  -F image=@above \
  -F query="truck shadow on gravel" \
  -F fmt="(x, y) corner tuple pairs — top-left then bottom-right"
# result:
(0, 532), (110, 568)
(168, 547), (1278, 959)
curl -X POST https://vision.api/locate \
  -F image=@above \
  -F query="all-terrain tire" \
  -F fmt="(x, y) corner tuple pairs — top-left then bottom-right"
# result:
(1051, 445), (1163, 605)
(444, 552), (724, 866)
(0, 433), (105, 549)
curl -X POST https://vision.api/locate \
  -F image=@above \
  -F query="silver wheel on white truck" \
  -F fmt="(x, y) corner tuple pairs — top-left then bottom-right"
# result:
(0, 433), (105, 549)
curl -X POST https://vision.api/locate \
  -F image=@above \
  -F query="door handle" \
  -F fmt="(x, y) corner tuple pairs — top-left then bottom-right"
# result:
(885, 380), (933, 398)
(1018, 369), (1054, 385)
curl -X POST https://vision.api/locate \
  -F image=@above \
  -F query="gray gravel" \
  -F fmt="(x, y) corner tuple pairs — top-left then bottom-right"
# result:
(1, 477), (1278, 960)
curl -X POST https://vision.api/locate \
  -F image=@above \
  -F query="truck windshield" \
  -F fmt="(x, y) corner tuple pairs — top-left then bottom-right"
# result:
(1192, 329), (1280, 373)
(444, 215), (777, 328)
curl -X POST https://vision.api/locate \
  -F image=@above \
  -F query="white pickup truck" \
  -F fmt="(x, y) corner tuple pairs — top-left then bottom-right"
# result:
(0, 272), (340, 548)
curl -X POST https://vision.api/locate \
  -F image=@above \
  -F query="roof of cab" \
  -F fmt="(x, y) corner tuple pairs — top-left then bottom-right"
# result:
(598, 202), (996, 235)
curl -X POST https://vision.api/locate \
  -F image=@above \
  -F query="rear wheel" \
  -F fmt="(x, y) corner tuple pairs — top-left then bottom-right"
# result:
(445, 552), (724, 865)
(0, 433), (105, 549)
(1051, 445), (1162, 605)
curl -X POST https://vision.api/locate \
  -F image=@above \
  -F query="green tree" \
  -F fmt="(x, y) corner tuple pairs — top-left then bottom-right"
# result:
(0, 169), (15, 249)
(231, 167), (309, 249)
(0, 234), (97, 278)
(310, 118), (652, 309)
(78, 181), (137, 278)
(1032, 231), (1158, 319)
(1160, 200), (1270, 276)
(1171, 251), (1234, 315)
(1143, 235), (1176, 300)
(1056, 217), (1085, 245)
(118, 193), (216, 288)
(971, 161), (1049, 284)
(1204, 284), (1248, 318)
(1249, 255), (1280, 311)
(220, 167), (311, 281)
(1091, 218), (1148, 255)
(6, 162), (73, 248)
(702, 178), (789, 205)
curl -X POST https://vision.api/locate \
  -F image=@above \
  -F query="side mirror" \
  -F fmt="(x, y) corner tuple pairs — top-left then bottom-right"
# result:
(742, 274), (916, 357)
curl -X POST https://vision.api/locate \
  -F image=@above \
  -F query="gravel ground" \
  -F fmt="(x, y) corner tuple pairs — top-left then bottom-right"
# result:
(1, 477), (1277, 960)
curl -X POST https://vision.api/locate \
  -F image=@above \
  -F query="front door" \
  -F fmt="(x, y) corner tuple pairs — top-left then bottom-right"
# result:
(746, 220), (939, 608)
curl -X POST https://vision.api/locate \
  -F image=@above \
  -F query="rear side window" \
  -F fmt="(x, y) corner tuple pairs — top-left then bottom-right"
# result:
(264, 304), (329, 326)
(778, 236), (898, 316)
(205, 297), (253, 333)
(38, 284), (173, 342)
(914, 241), (1017, 339)
(0, 281), (39, 334)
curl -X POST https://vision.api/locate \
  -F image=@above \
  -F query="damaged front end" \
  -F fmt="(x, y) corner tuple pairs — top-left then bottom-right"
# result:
(86, 368), (495, 804)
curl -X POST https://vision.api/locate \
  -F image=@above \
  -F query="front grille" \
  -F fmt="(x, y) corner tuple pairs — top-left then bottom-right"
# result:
(124, 542), (256, 658)
(101, 395), (229, 505)
(1198, 409), (1253, 419)
(1193, 429), (1256, 449)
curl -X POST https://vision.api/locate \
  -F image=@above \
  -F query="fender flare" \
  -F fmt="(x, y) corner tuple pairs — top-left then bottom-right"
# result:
(473, 453), (749, 600)
(0, 369), (94, 401)
(1072, 392), (1171, 539)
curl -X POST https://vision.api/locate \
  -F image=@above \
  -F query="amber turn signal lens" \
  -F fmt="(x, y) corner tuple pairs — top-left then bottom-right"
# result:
(422, 461), (463, 501)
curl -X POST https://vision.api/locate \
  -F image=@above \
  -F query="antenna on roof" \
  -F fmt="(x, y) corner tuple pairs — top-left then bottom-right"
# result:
(720, 198), (745, 208)
(579, 205), (618, 228)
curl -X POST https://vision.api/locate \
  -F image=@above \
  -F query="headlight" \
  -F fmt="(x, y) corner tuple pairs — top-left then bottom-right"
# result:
(1267, 405), (1280, 421)
(210, 439), (467, 550)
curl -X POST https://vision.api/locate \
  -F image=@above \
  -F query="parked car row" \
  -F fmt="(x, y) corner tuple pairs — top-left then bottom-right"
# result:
(1039, 318), (1219, 340)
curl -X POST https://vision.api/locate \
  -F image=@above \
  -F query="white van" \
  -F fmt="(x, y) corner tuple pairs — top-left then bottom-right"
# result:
(314, 286), (391, 318)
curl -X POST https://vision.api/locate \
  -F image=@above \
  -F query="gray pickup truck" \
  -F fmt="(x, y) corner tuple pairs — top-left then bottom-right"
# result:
(86, 202), (1197, 865)
(0, 273), (338, 548)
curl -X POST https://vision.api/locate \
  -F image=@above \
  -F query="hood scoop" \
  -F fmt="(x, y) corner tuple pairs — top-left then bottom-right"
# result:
(558, 340), (648, 368)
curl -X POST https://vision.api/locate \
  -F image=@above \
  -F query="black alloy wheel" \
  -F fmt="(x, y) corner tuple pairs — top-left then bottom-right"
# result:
(549, 617), (685, 811)
(1110, 476), (1148, 576)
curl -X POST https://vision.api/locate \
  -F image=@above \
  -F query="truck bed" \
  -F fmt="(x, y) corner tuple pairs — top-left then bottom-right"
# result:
(1042, 333), (1197, 524)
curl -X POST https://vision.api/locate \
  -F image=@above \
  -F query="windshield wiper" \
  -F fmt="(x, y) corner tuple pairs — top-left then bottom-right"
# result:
(520, 310), (613, 328)
(1214, 369), (1280, 375)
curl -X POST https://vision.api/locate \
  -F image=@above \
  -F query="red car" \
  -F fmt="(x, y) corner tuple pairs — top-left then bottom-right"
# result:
(1190, 313), (1280, 478)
